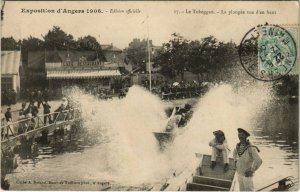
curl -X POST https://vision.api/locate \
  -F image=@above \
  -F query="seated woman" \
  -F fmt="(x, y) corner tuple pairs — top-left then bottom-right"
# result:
(209, 130), (230, 172)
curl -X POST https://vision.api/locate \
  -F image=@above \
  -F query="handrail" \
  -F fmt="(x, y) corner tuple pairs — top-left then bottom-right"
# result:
(1, 108), (81, 141)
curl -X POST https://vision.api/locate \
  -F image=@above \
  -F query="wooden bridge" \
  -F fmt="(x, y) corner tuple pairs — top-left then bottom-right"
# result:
(1, 108), (82, 148)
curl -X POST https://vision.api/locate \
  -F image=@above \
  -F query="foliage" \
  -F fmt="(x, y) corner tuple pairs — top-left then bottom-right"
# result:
(43, 26), (77, 50)
(20, 36), (45, 66)
(154, 33), (190, 79)
(1, 26), (106, 66)
(77, 35), (105, 60)
(125, 38), (152, 71)
(1, 37), (20, 50)
(154, 34), (239, 81)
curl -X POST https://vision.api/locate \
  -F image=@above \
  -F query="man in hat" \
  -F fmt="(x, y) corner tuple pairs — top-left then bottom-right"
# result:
(42, 100), (52, 125)
(19, 103), (27, 116)
(209, 130), (230, 172)
(4, 108), (14, 135)
(4, 108), (12, 123)
(233, 128), (262, 191)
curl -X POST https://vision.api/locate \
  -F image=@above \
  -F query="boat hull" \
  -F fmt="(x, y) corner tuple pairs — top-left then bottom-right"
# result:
(163, 153), (237, 191)
(153, 132), (175, 149)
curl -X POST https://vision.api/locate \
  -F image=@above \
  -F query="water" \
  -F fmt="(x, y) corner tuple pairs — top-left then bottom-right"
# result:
(6, 84), (299, 190)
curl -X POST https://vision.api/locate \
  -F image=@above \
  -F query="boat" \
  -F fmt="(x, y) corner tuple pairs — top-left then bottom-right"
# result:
(256, 175), (298, 191)
(153, 105), (193, 148)
(158, 153), (237, 191)
(158, 154), (298, 191)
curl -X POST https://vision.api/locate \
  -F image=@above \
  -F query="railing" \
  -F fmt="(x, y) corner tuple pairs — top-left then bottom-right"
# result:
(1, 108), (82, 142)
(161, 90), (203, 100)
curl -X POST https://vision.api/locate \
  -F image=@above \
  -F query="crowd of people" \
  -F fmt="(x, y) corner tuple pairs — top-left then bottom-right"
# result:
(1, 95), (73, 137)
(158, 81), (210, 100)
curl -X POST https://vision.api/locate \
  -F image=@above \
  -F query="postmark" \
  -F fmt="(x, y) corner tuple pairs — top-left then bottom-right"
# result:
(239, 23), (297, 81)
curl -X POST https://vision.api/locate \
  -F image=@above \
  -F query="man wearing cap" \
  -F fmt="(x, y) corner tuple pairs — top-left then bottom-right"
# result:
(209, 130), (230, 172)
(4, 108), (12, 123)
(233, 128), (262, 191)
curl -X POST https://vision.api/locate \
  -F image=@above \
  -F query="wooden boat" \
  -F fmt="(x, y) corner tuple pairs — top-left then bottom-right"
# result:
(256, 175), (298, 191)
(153, 106), (193, 148)
(151, 153), (298, 191)
(160, 153), (237, 191)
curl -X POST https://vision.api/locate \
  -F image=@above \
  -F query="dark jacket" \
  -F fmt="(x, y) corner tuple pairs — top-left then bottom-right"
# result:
(5, 111), (12, 122)
(43, 103), (51, 114)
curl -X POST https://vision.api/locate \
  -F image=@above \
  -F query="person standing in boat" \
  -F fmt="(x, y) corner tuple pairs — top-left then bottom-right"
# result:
(209, 130), (230, 172)
(165, 107), (182, 132)
(233, 128), (262, 191)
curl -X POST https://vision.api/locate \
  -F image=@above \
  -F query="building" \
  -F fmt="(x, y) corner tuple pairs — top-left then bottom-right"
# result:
(45, 50), (122, 93)
(101, 43), (123, 65)
(1, 51), (22, 92)
(26, 49), (123, 96)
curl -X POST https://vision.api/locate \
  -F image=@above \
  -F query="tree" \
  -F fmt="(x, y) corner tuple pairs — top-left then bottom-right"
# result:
(154, 33), (190, 80)
(21, 36), (45, 67)
(213, 41), (238, 80)
(154, 47), (176, 78)
(1, 37), (20, 50)
(77, 35), (105, 60)
(155, 34), (239, 82)
(43, 26), (76, 50)
(197, 36), (219, 73)
(125, 38), (152, 72)
(188, 40), (208, 81)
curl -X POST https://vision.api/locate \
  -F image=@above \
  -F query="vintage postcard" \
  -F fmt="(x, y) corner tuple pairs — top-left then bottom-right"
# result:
(1, 1), (299, 191)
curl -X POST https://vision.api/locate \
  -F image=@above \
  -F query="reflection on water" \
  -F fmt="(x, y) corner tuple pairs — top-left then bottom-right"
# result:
(5, 84), (299, 190)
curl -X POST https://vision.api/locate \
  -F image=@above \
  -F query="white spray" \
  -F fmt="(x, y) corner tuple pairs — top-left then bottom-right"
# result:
(66, 82), (273, 186)
(167, 82), (273, 173)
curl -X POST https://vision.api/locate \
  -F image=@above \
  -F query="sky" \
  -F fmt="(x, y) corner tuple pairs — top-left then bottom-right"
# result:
(1, 1), (299, 49)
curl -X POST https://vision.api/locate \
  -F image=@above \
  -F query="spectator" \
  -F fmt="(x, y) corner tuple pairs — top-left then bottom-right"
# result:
(24, 113), (35, 131)
(54, 97), (69, 121)
(29, 91), (35, 105)
(43, 88), (49, 102)
(36, 91), (43, 108)
(4, 108), (12, 123)
(19, 103), (27, 116)
(31, 104), (39, 117)
(4, 108), (14, 135)
(42, 101), (52, 125)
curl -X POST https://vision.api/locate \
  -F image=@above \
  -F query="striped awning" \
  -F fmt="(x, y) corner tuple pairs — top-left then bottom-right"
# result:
(1, 51), (21, 75)
(46, 69), (121, 79)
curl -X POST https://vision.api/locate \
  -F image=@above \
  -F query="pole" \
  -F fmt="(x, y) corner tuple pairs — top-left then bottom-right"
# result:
(147, 16), (151, 91)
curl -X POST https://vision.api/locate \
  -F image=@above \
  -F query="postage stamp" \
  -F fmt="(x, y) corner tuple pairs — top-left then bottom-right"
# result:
(239, 23), (298, 81)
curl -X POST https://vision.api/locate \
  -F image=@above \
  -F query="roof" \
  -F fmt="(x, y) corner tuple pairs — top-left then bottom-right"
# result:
(46, 69), (121, 79)
(28, 50), (100, 70)
(27, 51), (45, 70)
(1, 51), (21, 75)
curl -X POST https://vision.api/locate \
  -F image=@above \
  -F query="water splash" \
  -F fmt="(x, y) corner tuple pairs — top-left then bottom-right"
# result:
(66, 85), (171, 185)
(167, 82), (273, 172)
(65, 82), (273, 186)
